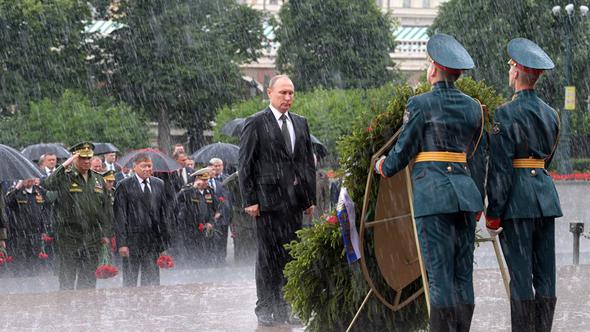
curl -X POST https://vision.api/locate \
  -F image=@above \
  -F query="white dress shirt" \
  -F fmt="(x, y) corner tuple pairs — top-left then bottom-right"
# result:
(135, 174), (151, 192)
(104, 162), (116, 171)
(269, 104), (295, 152)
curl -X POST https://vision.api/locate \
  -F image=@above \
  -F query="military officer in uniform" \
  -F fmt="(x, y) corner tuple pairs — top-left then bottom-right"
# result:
(42, 142), (112, 290)
(175, 167), (219, 266)
(375, 33), (485, 331)
(5, 178), (51, 274)
(485, 38), (562, 332)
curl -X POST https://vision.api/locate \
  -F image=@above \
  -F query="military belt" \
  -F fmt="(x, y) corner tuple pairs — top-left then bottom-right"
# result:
(415, 151), (467, 163)
(512, 158), (545, 168)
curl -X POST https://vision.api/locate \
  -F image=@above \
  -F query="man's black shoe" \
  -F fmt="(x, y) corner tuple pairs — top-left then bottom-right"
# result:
(257, 314), (274, 326)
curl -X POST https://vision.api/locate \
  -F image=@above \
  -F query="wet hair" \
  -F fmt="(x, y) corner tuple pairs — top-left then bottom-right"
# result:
(133, 153), (152, 165)
(268, 75), (292, 89)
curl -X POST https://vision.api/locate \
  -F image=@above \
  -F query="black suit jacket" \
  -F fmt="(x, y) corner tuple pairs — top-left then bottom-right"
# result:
(114, 176), (170, 253)
(239, 108), (316, 212)
(170, 167), (195, 193)
(211, 177), (232, 226)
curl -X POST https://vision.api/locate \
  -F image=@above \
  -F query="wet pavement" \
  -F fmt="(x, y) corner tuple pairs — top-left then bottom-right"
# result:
(0, 263), (588, 331)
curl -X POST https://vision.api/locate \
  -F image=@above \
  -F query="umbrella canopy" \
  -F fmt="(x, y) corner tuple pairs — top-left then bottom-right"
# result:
(310, 134), (328, 158)
(220, 118), (245, 137)
(93, 142), (120, 155)
(116, 148), (183, 172)
(191, 143), (239, 166)
(21, 143), (70, 162)
(0, 144), (44, 181)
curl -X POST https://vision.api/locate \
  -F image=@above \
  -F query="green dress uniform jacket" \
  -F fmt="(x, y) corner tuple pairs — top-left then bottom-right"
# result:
(42, 165), (113, 251)
(381, 81), (486, 216)
(486, 89), (562, 219)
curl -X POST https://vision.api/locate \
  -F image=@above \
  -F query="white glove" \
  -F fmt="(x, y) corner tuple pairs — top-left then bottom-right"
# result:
(487, 227), (503, 238)
(374, 156), (386, 175)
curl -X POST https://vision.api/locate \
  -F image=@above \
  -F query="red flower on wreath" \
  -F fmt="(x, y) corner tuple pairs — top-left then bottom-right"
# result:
(38, 252), (49, 260)
(0, 250), (13, 264)
(42, 234), (54, 243)
(198, 223), (205, 233)
(156, 255), (174, 269)
(327, 215), (338, 225)
(95, 264), (119, 279)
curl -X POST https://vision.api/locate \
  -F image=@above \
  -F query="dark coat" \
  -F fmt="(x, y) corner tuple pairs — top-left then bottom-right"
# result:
(486, 89), (562, 219)
(176, 186), (218, 234)
(380, 81), (486, 217)
(239, 107), (316, 212)
(114, 176), (170, 253)
(210, 177), (232, 226)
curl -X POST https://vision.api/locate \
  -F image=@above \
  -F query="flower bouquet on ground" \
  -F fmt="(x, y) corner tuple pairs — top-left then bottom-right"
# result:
(156, 255), (174, 269)
(95, 244), (118, 279)
(0, 248), (13, 265)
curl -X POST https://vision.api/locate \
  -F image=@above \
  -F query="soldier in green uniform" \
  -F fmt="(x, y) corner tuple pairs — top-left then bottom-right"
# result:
(485, 38), (562, 332)
(223, 171), (257, 263)
(375, 33), (485, 331)
(42, 142), (112, 290)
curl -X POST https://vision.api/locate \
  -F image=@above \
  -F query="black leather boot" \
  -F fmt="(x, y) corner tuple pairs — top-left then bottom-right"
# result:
(510, 299), (535, 332)
(429, 306), (457, 332)
(535, 296), (557, 332)
(456, 303), (475, 332)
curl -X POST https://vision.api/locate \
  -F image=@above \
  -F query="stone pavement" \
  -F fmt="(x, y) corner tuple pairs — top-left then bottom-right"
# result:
(0, 264), (588, 331)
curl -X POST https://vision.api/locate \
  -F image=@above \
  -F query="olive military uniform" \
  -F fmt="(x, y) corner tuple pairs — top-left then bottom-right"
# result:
(42, 143), (112, 290)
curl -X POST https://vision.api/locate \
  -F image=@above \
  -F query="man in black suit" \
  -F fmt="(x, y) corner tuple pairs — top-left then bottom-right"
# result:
(239, 75), (316, 326)
(208, 158), (232, 265)
(170, 151), (194, 193)
(114, 154), (170, 287)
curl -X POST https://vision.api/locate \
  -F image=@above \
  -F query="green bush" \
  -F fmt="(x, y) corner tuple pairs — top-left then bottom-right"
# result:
(0, 90), (149, 150)
(284, 77), (505, 331)
(214, 85), (399, 164)
(572, 158), (590, 172)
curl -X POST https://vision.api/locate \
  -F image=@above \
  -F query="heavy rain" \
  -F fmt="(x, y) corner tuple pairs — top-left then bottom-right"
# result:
(0, 0), (589, 331)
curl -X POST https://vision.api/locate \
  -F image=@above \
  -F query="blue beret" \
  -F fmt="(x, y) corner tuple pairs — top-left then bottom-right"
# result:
(508, 38), (554, 70)
(427, 33), (475, 70)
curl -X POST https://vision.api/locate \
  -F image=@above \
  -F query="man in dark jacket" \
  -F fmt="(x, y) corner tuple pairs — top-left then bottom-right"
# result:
(5, 178), (51, 274)
(239, 75), (316, 326)
(486, 38), (562, 332)
(208, 158), (232, 265)
(114, 154), (170, 287)
(176, 168), (219, 266)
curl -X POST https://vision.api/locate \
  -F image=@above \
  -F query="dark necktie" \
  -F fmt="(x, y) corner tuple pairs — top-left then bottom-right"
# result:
(280, 114), (292, 154)
(142, 179), (151, 198)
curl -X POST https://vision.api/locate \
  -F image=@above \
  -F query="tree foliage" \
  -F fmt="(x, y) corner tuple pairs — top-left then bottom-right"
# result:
(275, 0), (398, 91)
(0, 0), (91, 113)
(102, 0), (264, 152)
(430, 0), (590, 135)
(0, 90), (148, 150)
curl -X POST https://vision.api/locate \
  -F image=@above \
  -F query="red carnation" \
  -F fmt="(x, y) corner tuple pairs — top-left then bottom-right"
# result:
(42, 234), (54, 243)
(156, 255), (174, 269)
(367, 126), (373, 133)
(6, 256), (13, 263)
(0, 258), (5, 265)
(38, 252), (49, 260)
(327, 215), (338, 225)
(95, 264), (119, 279)
(198, 223), (205, 233)
(218, 196), (225, 203)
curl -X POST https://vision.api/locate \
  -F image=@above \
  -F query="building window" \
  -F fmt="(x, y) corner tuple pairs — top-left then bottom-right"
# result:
(403, 0), (411, 8)
(422, 0), (430, 7)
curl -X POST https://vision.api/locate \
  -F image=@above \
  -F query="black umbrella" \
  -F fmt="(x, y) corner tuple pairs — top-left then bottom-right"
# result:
(116, 148), (183, 172)
(93, 142), (120, 155)
(0, 144), (44, 181)
(220, 118), (245, 137)
(310, 134), (328, 158)
(191, 143), (239, 166)
(21, 143), (70, 162)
